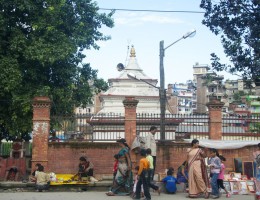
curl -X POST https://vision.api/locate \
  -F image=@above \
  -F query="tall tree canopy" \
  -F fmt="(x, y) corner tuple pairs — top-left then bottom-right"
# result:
(200, 0), (260, 85)
(0, 0), (114, 140)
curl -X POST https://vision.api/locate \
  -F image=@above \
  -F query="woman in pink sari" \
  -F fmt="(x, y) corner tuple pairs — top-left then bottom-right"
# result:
(187, 139), (209, 198)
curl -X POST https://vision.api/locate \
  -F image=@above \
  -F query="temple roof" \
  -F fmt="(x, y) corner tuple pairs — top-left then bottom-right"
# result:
(98, 45), (161, 114)
(114, 46), (156, 81)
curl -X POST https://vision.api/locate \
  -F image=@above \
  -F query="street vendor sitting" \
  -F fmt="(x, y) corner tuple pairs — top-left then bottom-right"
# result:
(35, 165), (50, 192)
(75, 156), (94, 181)
(30, 163), (42, 182)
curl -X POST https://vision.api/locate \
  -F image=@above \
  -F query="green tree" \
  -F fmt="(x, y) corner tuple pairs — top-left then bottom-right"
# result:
(0, 0), (113, 139)
(233, 91), (247, 102)
(200, 0), (260, 86)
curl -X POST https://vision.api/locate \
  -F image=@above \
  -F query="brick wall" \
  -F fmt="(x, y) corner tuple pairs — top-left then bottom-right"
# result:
(155, 143), (258, 174)
(0, 157), (26, 180)
(0, 141), (256, 180)
(47, 142), (121, 174)
(46, 142), (258, 176)
(31, 96), (259, 177)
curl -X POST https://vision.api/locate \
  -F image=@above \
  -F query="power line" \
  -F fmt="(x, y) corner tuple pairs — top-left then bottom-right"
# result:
(99, 8), (205, 14)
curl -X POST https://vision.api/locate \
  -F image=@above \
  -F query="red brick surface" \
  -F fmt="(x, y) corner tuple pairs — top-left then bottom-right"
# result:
(47, 143), (121, 174)
(46, 142), (258, 176)
(207, 99), (225, 140)
(0, 157), (26, 180)
(29, 96), (258, 177)
(31, 96), (51, 171)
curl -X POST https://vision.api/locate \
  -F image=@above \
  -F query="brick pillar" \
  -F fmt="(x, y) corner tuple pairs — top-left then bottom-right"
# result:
(206, 96), (224, 140)
(32, 96), (51, 171)
(123, 96), (139, 165)
(123, 96), (139, 145)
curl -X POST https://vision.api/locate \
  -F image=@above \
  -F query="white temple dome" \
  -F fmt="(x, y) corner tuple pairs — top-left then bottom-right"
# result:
(98, 46), (162, 114)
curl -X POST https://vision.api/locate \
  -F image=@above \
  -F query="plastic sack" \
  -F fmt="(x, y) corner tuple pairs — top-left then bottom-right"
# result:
(131, 135), (146, 150)
(49, 172), (57, 182)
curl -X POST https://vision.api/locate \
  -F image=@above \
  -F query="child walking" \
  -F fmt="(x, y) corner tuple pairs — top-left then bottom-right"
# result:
(217, 155), (231, 198)
(113, 154), (119, 184)
(146, 148), (160, 195)
(133, 149), (151, 200)
(208, 148), (221, 199)
(132, 166), (144, 198)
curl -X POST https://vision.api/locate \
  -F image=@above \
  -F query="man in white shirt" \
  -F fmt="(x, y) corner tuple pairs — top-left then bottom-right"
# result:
(145, 126), (157, 179)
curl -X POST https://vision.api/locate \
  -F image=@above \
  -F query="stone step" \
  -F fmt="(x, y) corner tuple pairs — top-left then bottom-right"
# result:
(0, 180), (113, 192)
(100, 175), (113, 180)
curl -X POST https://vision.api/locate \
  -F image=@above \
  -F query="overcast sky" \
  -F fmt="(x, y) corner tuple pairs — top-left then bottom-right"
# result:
(84, 0), (238, 86)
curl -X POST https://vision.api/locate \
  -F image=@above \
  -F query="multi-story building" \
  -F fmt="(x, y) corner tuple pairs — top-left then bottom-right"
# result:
(192, 63), (210, 114)
(75, 92), (106, 116)
(246, 96), (260, 115)
(193, 63), (226, 114)
(225, 79), (255, 103)
(167, 83), (193, 114)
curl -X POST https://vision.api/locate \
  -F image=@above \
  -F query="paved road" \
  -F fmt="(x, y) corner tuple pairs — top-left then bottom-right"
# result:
(0, 191), (255, 200)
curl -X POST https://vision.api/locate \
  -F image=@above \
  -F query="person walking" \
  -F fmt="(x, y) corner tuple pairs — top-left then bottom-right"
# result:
(146, 148), (160, 195)
(208, 148), (221, 199)
(133, 149), (151, 200)
(106, 138), (133, 196)
(112, 154), (119, 184)
(217, 155), (231, 198)
(132, 166), (144, 198)
(187, 139), (209, 198)
(145, 126), (157, 180)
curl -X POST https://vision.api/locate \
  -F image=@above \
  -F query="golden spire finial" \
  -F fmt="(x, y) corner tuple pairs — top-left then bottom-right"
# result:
(130, 45), (136, 57)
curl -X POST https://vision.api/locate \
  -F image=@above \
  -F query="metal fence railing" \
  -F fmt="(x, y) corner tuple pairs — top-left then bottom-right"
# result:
(222, 114), (260, 140)
(136, 113), (209, 141)
(0, 142), (32, 157)
(52, 113), (125, 142)
(0, 142), (12, 157)
(50, 113), (260, 142)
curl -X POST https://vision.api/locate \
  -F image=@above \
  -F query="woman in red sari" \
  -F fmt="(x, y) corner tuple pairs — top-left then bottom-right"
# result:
(187, 139), (209, 198)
